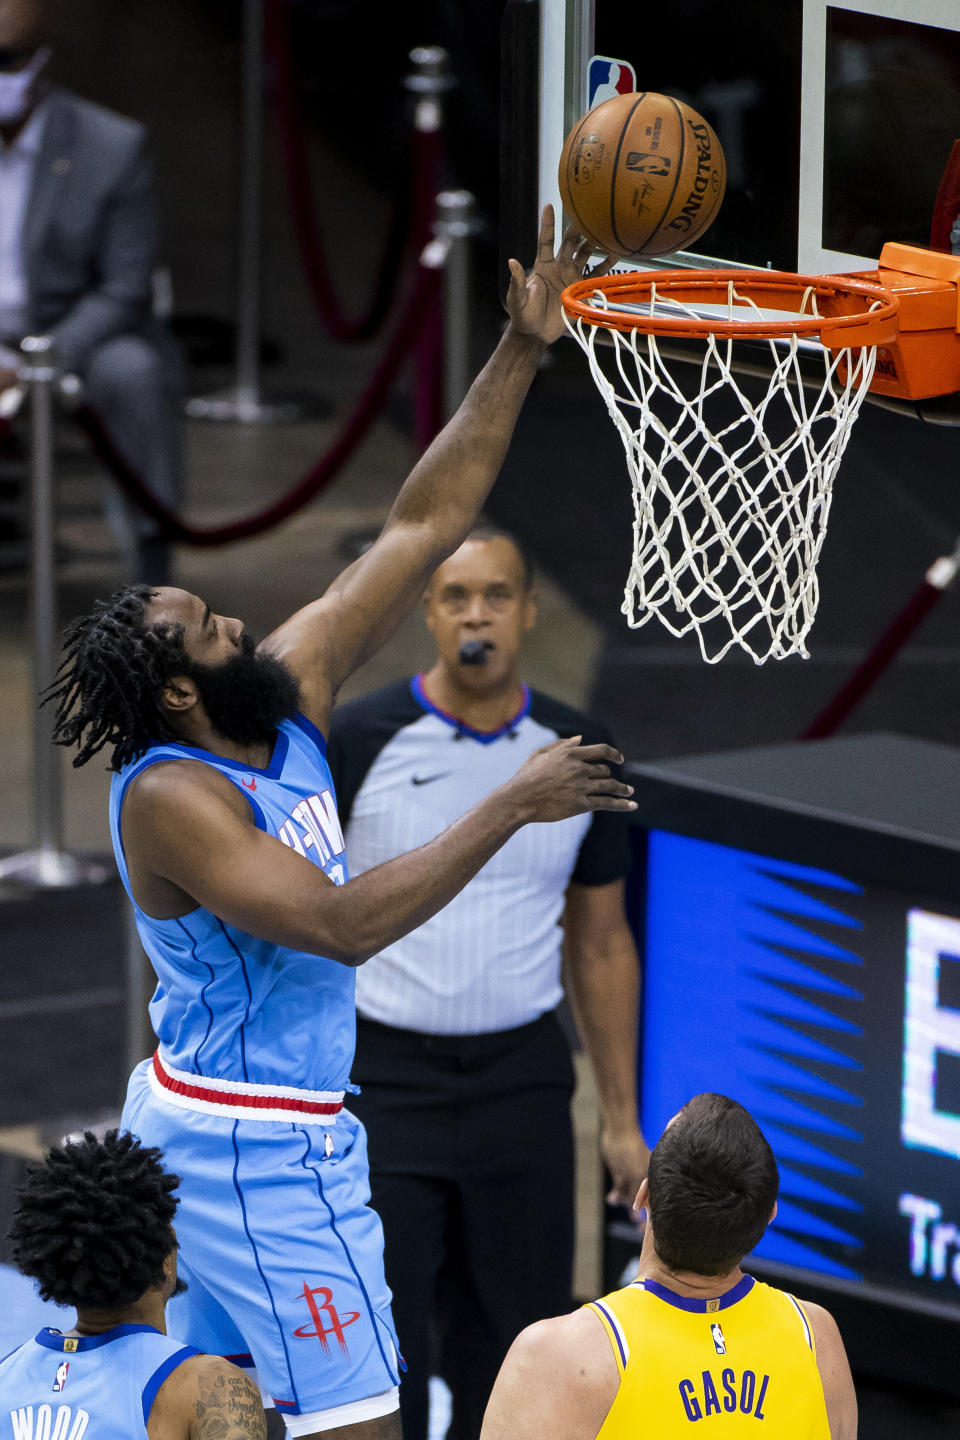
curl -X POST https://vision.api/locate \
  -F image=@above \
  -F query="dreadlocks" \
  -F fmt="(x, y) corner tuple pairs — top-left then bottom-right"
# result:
(44, 584), (190, 771)
(9, 1130), (180, 1310)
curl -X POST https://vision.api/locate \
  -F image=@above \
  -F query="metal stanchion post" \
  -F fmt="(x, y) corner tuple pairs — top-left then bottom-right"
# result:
(187, 0), (321, 424)
(421, 191), (480, 421)
(0, 337), (110, 888)
(404, 44), (455, 136)
(406, 49), (452, 450)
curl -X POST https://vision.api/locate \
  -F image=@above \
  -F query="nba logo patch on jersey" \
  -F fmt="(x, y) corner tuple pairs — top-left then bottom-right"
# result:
(710, 1322), (726, 1355)
(587, 56), (637, 109)
(53, 1360), (69, 1391)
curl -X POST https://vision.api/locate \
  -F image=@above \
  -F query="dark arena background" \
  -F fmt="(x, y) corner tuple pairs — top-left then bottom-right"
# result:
(2, 2), (960, 1436)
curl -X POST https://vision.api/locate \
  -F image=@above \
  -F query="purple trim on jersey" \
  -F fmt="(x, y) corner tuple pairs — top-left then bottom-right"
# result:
(640, 1274), (755, 1312)
(591, 1301), (628, 1368)
(410, 675), (531, 744)
(290, 712), (328, 755)
(33, 1323), (162, 1351)
(786, 1293), (814, 1350)
(141, 1344), (202, 1424)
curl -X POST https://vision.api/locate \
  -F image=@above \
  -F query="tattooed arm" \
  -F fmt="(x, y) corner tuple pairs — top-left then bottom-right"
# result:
(147, 1355), (267, 1440)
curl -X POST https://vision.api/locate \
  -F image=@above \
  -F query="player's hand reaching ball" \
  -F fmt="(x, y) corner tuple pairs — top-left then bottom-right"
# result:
(505, 735), (636, 823)
(505, 205), (614, 345)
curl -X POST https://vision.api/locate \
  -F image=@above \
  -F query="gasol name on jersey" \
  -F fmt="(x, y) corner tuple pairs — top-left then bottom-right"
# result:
(678, 1368), (770, 1422)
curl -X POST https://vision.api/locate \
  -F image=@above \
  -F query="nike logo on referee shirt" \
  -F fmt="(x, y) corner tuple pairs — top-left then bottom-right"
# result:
(411, 773), (451, 786)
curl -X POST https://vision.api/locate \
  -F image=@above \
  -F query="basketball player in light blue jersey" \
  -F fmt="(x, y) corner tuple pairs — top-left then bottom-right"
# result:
(1, 1129), (265, 1440)
(46, 211), (630, 1439)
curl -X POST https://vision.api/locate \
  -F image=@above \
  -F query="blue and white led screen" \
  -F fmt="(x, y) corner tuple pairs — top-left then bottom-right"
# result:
(641, 830), (960, 1309)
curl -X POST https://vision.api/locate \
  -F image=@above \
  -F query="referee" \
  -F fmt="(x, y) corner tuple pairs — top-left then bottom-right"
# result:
(327, 526), (649, 1440)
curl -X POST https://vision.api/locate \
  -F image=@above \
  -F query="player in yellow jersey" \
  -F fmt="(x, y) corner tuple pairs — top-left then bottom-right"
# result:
(480, 1093), (857, 1439)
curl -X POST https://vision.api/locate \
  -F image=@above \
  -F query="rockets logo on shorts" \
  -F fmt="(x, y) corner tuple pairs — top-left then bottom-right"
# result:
(711, 1322), (726, 1355)
(52, 1361), (69, 1392)
(293, 1282), (361, 1357)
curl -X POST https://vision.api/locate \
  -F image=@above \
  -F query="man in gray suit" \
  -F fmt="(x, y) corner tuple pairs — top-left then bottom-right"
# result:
(0, 0), (182, 583)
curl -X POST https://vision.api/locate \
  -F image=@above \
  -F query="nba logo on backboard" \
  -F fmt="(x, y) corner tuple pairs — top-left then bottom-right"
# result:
(53, 1361), (69, 1392)
(710, 1323), (726, 1355)
(588, 56), (637, 109)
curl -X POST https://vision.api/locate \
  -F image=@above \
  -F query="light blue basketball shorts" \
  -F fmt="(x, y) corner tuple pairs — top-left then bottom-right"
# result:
(122, 1058), (401, 1419)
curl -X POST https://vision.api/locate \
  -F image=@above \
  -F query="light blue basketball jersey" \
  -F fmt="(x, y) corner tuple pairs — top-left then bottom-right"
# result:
(109, 715), (356, 1092)
(0, 1323), (200, 1440)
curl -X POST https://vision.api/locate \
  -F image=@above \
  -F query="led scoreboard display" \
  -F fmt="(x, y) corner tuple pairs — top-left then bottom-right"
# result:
(643, 833), (960, 1303)
(626, 733), (960, 1388)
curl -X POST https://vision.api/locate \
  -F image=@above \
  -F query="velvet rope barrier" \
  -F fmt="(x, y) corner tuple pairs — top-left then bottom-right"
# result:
(801, 542), (960, 739)
(265, 0), (441, 343)
(72, 261), (442, 548)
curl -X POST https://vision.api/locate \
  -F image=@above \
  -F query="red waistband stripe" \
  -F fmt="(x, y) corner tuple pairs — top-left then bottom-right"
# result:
(150, 1052), (345, 1122)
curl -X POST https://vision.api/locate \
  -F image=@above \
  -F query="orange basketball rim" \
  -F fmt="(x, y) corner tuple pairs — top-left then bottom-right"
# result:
(561, 269), (900, 350)
(563, 242), (960, 402)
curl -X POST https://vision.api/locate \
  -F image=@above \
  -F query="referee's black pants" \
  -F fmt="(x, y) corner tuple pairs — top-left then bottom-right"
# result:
(350, 1009), (576, 1440)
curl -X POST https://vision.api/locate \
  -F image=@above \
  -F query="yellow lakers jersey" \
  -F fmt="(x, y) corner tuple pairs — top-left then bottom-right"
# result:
(587, 1274), (831, 1437)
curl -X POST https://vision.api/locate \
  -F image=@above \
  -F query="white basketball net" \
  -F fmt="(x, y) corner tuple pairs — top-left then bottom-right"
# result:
(564, 280), (881, 663)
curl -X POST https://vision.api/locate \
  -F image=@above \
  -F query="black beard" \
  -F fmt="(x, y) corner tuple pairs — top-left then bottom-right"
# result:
(187, 634), (301, 747)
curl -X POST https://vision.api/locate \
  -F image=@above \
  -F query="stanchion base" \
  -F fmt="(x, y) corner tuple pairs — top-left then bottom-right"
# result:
(0, 848), (114, 889)
(185, 387), (330, 425)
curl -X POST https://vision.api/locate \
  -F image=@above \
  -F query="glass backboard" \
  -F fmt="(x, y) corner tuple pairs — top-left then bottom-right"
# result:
(502, 0), (960, 276)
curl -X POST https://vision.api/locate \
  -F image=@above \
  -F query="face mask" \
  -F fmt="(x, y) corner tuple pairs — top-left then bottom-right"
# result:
(0, 46), (50, 126)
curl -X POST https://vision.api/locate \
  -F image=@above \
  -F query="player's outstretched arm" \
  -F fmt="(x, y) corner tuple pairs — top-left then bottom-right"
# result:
(805, 1302), (858, 1440)
(480, 1310), (619, 1440)
(259, 208), (606, 731)
(148, 1354), (266, 1440)
(127, 739), (634, 965)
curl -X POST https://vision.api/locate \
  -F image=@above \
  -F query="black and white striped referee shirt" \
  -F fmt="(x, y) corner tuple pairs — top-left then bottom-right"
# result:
(327, 676), (632, 1036)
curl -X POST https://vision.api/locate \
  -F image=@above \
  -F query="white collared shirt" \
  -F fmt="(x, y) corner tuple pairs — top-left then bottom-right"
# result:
(0, 99), (48, 349)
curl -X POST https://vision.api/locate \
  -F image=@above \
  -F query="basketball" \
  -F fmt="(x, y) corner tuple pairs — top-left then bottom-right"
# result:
(558, 92), (726, 259)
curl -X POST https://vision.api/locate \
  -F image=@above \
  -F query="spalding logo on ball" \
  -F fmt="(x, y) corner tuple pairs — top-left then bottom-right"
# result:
(558, 91), (726, 259)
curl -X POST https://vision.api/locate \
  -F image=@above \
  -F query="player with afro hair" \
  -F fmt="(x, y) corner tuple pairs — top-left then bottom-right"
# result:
(2, 1130), (267, 1440)
(9, 1128), (181, 1309)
